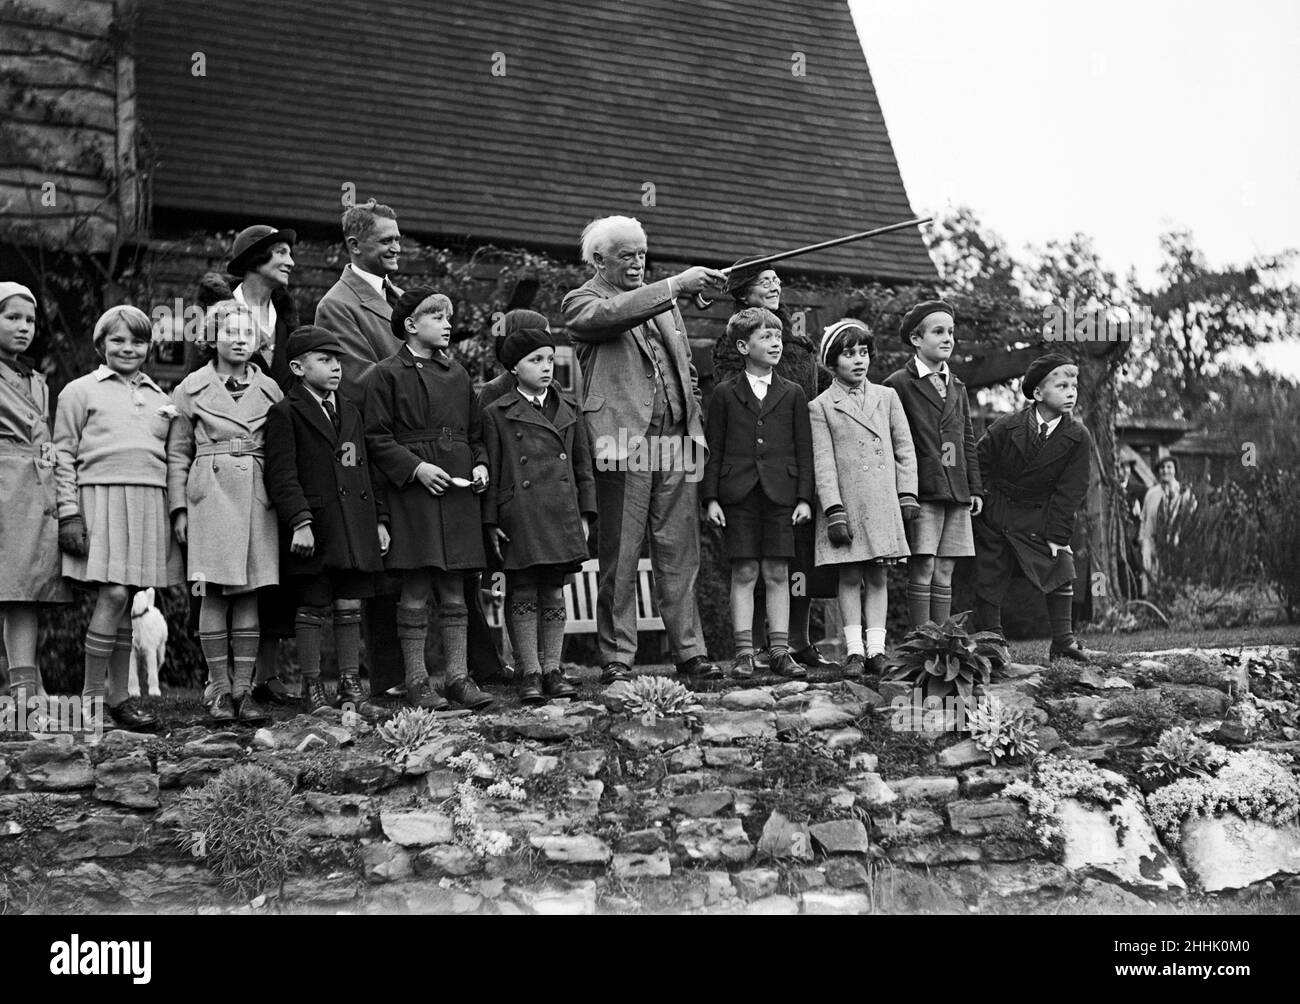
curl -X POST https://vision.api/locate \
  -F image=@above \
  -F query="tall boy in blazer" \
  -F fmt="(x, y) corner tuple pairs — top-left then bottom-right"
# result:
(703, 307), (814, 679)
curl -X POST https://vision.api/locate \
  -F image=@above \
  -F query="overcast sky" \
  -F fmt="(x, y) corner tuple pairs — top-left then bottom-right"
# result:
(848, 0), (1300, 376)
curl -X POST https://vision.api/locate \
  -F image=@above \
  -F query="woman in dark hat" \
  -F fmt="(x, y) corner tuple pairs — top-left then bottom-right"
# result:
(711, 259), (839, 674)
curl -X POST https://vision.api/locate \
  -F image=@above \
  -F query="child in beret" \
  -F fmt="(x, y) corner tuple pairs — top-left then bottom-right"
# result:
(481, 310), (595, 704)
(883, 300), (982, 628)
(808, 320), (918, 676)
(973, 352), (1093, 661)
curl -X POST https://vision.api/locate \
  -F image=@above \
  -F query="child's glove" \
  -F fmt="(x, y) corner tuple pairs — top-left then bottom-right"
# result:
(58, 514), (88, 557)
(899, 493), (921, 522)
(825, 505), (853, 548)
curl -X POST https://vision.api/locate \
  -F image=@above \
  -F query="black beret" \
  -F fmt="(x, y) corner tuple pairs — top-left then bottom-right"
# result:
(899, 299), (954, 345)
(285, 324), (343, 360)
(390, 286), (444, 339)
(497, 310), (554, 370)
(1022, 352), (1074, 399)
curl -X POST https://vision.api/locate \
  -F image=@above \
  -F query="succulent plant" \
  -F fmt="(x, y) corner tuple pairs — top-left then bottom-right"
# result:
(884, 617), (1010, 703)
(966, 695), (1041, 764)
(609, 675), (701, 719)
(376, 707), (441, 765)
(1139, 726), (1229, 783)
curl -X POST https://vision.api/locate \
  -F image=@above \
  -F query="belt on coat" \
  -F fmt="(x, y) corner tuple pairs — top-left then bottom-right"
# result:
(991, 479), (1049, 505)
(396, 428), (467, 444)
(195, 436), (264, 459)
(0, 439), (40, 456)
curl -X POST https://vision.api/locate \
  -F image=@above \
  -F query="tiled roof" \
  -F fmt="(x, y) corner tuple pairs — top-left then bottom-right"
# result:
(134, 0), (936, 282)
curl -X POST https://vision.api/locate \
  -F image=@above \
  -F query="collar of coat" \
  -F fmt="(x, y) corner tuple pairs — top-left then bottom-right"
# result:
(586, 273), (676, 360)
(725, 370), (794, 416)
(904, 356), (963, 415)
(486, 385), (578, 433)
(396, 344), (453, 370)
(179, 360), (279, 402)
(0, 353), (34, 377)
(1008, 404), (1084, 467)
(825, 379), (891, 436)
(288, 381), (349, 443)
(93, 364), (165, 395)
(339, 265), (402, 321)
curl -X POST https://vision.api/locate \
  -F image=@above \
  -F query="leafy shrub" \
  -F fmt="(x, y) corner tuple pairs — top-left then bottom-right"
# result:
(376, 707), (442, 767)
(1146, 749), (1300, 840)
(1034, 664), (1083, 700)
(884, 618), (1009, 703)
(175, 764), (308, 899)
(966, 696), (1040, 764)
(1140, 726), (1230, 783)
(1100, 690), (1183, 742)
(1002, 756), (1131, 851)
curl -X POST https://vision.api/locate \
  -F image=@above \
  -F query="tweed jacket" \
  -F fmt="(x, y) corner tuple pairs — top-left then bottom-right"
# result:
(314, 266), (405, 403)
(883, 357), (983, 504)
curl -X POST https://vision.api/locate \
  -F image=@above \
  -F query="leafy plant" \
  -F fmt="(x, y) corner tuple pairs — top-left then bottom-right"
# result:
(376, 707), (442, 767)
(966, 696), (1041, 765)
(1001, 756), (1131, 851)
(1140, 726), (1229, 783)
(607, 675), (702, 719)
(1146, 749), (1300, 840)
(883, 618), (1009, 703)
(1100, 690), (1183, 742)
(446, 750), (523, 857)
(174, 764), (308, 899)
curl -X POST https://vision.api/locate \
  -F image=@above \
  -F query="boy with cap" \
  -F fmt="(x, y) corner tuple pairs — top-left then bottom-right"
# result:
(481, 310), (594, 704)
(973, 352), (1092, 661)
(884, 300), (982, 627)
(265, 325), (391, 713)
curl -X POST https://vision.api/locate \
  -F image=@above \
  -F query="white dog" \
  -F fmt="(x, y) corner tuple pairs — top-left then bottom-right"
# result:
(128, 587), (168, 698)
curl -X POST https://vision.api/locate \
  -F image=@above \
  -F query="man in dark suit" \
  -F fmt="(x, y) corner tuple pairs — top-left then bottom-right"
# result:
(562, 215), (727, 683)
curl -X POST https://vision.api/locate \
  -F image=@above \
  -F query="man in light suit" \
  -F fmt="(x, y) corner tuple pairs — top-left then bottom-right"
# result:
(562, 216), (727, 683)
(314, 201), (506, 699)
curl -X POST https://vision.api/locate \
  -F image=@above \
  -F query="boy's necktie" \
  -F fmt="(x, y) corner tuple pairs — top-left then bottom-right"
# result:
(323, 397), (340, 431)
(1031, 421), (1048, 456)
(929, 372), (947, 399)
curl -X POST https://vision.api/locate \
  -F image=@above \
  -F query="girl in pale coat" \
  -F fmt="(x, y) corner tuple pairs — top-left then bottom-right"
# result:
(167, 300), (283, 724)
(809, 320), (919, 677)
(54, 306), (185, 731)
(0, 282), (71, 713)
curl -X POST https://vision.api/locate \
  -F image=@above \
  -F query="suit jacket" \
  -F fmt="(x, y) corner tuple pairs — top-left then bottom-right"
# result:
(703, 373), (812, 507)
(265, 383), (387, 576)
(883, 358), (982, 504)
(314, 267), (404, 402)
(562, 273), (705, 466)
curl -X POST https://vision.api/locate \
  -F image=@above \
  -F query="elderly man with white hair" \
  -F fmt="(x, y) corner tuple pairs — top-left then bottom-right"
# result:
(562, 216), (727, 683)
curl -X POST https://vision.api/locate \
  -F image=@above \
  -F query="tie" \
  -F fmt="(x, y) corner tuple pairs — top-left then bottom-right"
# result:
(531, 398), (542, 410)
(1031, 421), (1048, 456)
(323, 397), (340, 431)
(929, 372), (947, 399)
(383, 281), (399, 309)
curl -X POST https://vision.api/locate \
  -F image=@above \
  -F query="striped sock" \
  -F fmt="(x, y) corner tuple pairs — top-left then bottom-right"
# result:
(768, 630), (790, 660)
(334, 606), (362, 676)
(733, 628), (754, 659)
(230, 629), (260, 698)
(295, 607), (327, 679)
(109, 626), (134, 705)
(906, 582), (932, 627)
(82, 629), (117, 702)
(1047, 585), (1075, 648)
(200, 630), (231, 700)
(930, 584), (953, 625)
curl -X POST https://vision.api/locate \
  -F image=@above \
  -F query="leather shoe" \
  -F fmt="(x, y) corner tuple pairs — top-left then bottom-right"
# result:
(302, 678), (332, 714)
(107, 697), (156, 732)
(446, 678), (494, 712)
(865, 653), (888, 676)
(791, 644), (840, 673)
(543, 670), (577, 700)
(519, 674), (546, 705)
(769, 652), (807, 679)
(235, 694), (271, 724)
(729, 654), (756, 680)
(676, 656), (723, 680)
(404, 681), (451, 712)
(841, 653), (867, 679)
(1049, 640), (1090, 663)
(600, 662), (633, 684)
(335, 673), (366, 708)
(251, 680), (296, 707)
(205, 693), (236, 723)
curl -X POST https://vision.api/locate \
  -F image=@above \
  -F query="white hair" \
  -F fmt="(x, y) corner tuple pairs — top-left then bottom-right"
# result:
(580, 215), (645, 269)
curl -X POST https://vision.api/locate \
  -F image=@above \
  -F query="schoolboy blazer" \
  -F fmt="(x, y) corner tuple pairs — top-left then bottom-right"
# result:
(883, 358), (982, 504)
(702, 373), (812, 507)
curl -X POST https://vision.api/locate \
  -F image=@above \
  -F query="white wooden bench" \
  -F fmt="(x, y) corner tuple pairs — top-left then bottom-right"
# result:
(483, 558), (665, 635)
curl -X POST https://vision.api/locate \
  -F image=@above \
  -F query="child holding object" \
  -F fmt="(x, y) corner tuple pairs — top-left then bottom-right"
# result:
(54, 306), (185, 731)
(481, 310), (592, 705)
(703, 306), (814, 680)
(808, 320), (918, 677)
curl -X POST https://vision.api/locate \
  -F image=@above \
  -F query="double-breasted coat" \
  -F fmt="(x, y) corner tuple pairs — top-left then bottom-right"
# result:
(166, 363), (283, 589)
(265, 384), (388, 578)
(364, 345), (487, 572)
(883, 358), (983, 503)
(0, 357), (71, 602)
(974, 407), (1093, 597)
(481, 388), (597, 572)
(809, 381), (918, 565)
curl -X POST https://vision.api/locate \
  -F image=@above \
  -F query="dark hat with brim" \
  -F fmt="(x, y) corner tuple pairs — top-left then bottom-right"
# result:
(1021, 352), (1074, 399)
(286, 324), (343, 360)
(228, 224), (297, 276)
(899, 299), (954, 345)
(724, 256), (776, 299)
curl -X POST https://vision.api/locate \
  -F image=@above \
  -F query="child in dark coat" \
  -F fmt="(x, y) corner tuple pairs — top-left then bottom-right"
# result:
(973, 352), (1093, 661)
(883, 300), (983, 627)
(365, 289), (494, 711)
(482, 310), (595, 704)
(265, 325), (390, 714)
(704, 307), (814, 680)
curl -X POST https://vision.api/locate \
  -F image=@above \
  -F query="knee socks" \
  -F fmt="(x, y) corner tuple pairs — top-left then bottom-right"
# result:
(768, 630), (789, 661)
(1047, 585), (1075, 648)
(734, 628), (754, 659)
(335, 606), (362, 676)
(230, 629), (259, 698)
(82, 629), (116, 703)
(906, 581), (931, 627)
(295, 606), (327, 679)
(108, 626), (133, 705)
(396, 604), (429, 692)
(539, 584), (566, 676)
(509, 583), (541, 677)
(930, 583), (953, 625)
(441, 606), (469, 686)
(199, 631), (230, 700)
(788, 594), (811, 651)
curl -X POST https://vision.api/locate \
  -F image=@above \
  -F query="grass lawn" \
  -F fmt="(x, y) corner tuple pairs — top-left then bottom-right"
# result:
(1005, 623), (1297, 665)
